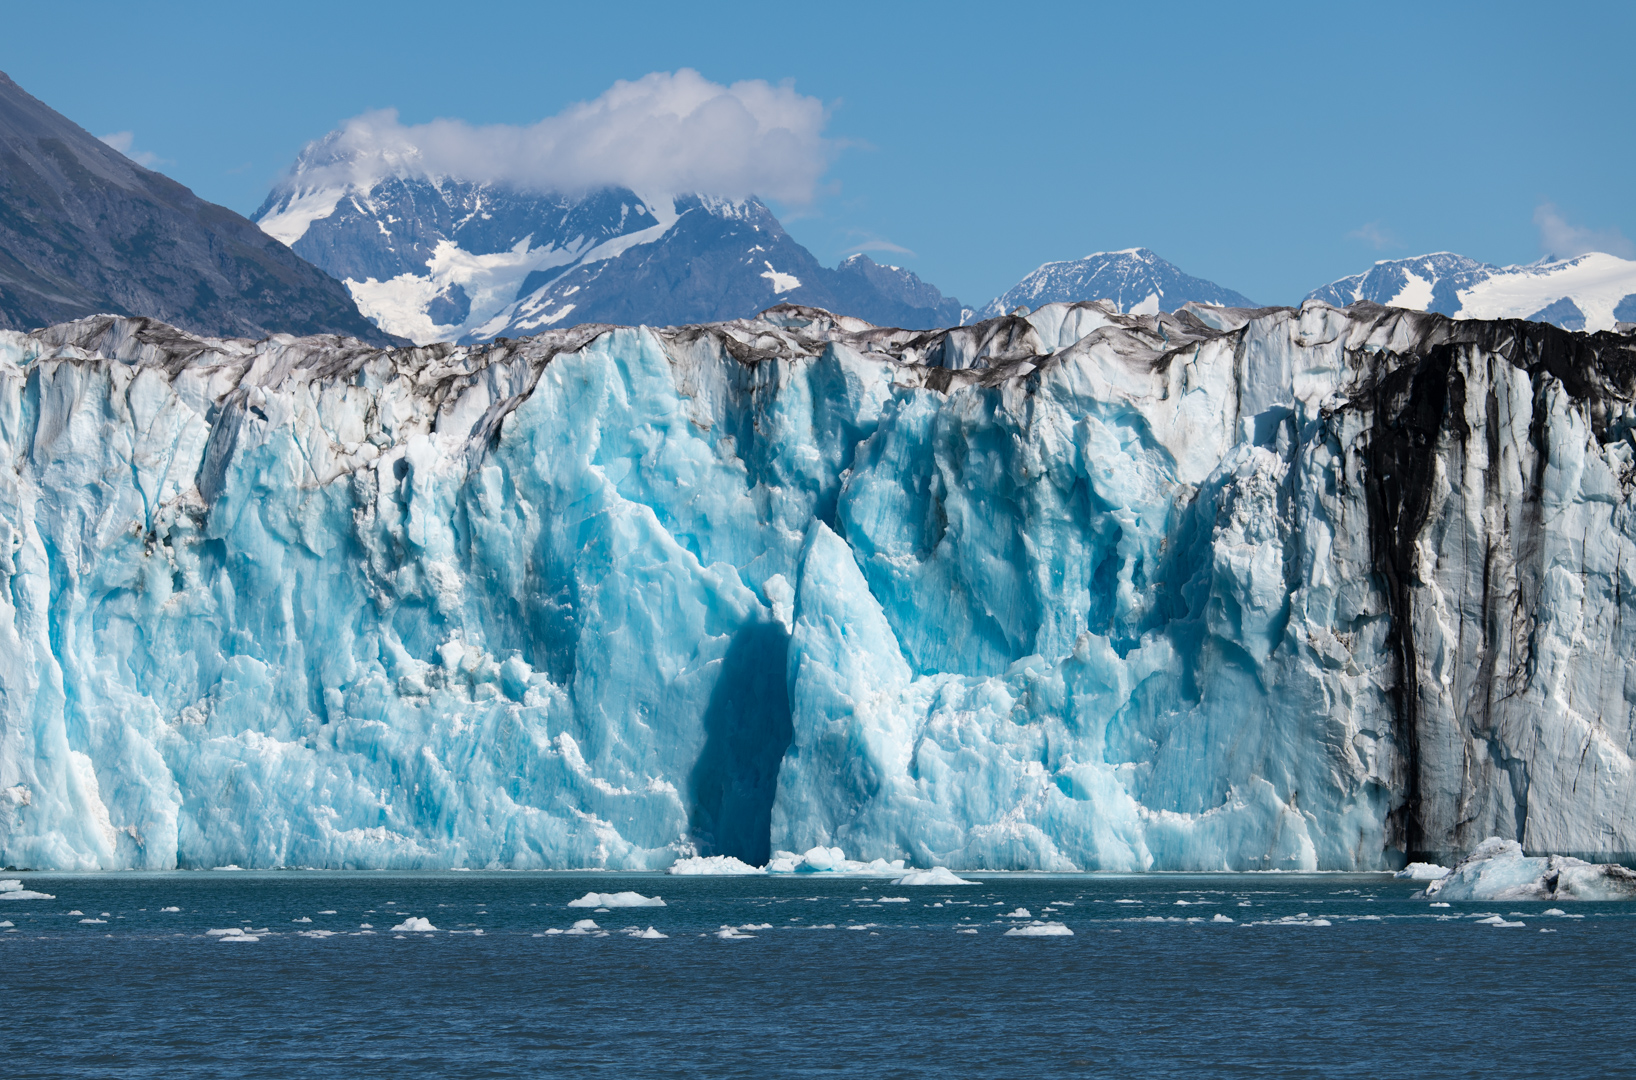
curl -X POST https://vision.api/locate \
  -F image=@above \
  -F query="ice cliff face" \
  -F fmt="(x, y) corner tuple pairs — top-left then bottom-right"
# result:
(3, 302), (1636, 871)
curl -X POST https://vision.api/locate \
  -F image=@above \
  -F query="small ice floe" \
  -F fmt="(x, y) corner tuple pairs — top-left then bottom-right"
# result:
(957, 928), (979, 934)
(208, 927), (262, 942)
(1429, 902), (1451, 908)
(1474, 915), (1526, 928)
(1005, 908), (1032, 919)
(1254, 914), (1332, 927)
(359, 923), (373, 929)
(562, 919), (600, 936)
(66, 910), (83, 915)
(1004, 921), (1074, 937)
(317, 910), (337, 915)
(292, 917), (312, 923)
(389, 917), (436, 932)
(1395, 862), (1452, 881)
(1114, 899), (1141, 905)
(1422, 838), (1636, 902)
(892, 867), (975, 886)
(78, 918), (106, 924)
(299, 930), (337, 939)
(1212, 914), (1235, 923)
(875, 897), (911, 903)
(667, 855), (765, 875)
(629, 927), (667, 939)
(567, 891), (665, 908)
(768, 847), (907, 876)
(716, 925), (757, 939)
(212, 865), (243, 872)
(160, 906), (180, 913)
(0, 920), (12, 928)
(0, 879), (55, 901)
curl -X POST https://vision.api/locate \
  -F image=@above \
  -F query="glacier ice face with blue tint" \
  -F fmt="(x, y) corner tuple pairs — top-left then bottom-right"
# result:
(3, 303), (1636, 871)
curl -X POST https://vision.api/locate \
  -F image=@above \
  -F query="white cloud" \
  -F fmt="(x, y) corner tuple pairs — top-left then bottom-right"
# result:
(1534, 202), (1634, 259)
(284, 70), (833, 203)
(1347, 222), (1396, 251)
(98, 131), (160, 167)
(845, 237), (917, 257)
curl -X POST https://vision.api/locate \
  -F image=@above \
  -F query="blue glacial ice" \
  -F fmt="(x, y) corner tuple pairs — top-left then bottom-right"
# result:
(4, 302), (1636, 871)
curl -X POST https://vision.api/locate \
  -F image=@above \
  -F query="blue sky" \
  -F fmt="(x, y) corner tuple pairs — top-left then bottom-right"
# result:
(3, 0), (1631, 307)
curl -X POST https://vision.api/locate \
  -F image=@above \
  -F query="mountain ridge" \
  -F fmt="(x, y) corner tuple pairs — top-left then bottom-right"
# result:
(0, 70), (396, 344)
(1307, 250), (1636, 332)
(255, 169), (967, 342)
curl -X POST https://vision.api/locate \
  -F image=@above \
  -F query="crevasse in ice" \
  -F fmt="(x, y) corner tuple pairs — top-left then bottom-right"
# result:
(3, 301), (1635, 871)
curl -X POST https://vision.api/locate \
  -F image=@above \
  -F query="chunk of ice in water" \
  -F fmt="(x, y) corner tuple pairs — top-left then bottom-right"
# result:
(567, 891), (665, 908)
(1004, 922), (1074, 937)
(893, 868), (975, 886)
(1395, 862), (1452, 880)
(389, 917), (437, 932)
(667, 855), (765, 876)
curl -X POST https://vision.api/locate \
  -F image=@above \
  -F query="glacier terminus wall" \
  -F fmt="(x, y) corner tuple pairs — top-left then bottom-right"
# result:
(3, 301), (1636, 871)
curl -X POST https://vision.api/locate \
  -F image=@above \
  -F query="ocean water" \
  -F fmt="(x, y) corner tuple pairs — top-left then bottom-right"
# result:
(2, 870), (1631, 1078)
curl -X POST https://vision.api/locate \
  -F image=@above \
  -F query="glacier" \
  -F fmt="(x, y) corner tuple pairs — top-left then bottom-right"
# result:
(3, 300), (1636, 872)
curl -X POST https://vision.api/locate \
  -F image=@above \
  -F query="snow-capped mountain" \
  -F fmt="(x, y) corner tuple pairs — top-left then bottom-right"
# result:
(1307, 251), (1636, 332)
(974, 248), (1256, 321)
(254, 158), (964, 342)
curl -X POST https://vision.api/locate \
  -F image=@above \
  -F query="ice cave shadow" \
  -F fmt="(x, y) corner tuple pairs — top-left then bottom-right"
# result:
(688, 621), (793, 866)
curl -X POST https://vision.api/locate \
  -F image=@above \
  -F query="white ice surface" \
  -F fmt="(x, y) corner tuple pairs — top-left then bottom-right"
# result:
(1423, 838), (1636, 902)
(667, 856), (765, 876)
(1395, 863), (1451, 880)
(567, 891), (664, 908)
(1004, 921), (1073, 936)
(893, 868), (976, 886)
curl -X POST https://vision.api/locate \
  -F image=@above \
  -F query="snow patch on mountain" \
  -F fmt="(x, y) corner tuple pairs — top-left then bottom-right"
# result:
(975, 248), (1256, 321)
(1307, 251), (1636, 332)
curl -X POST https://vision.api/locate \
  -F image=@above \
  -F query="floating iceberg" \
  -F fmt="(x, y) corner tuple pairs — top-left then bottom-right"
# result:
(567, 891), (664, 908)
(0, 879), (54, 900)
(1422, 838), (1636, 902)
(1394, 863), (1451, 881)
(208, 927), (263, 941)
(4, 306), (1636, 872)
(1004, 921), (1073, 936)
(893, 868), (976, 886)
(389, 917), (437, 932)
(667, 855), (765, 876)
(765, 846), (907, 876)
